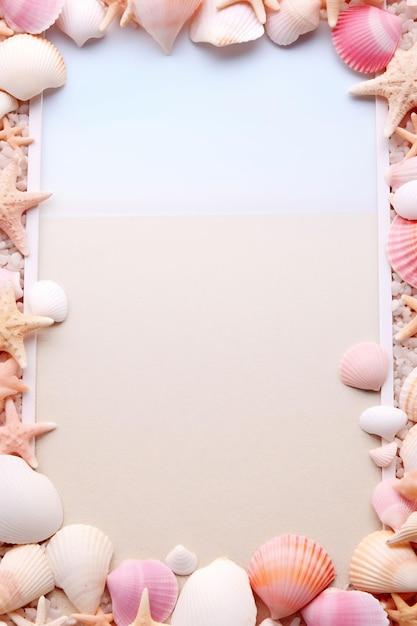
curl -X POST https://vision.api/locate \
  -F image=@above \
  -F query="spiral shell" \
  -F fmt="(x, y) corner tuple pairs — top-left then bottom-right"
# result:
(338, 342), (389, 392)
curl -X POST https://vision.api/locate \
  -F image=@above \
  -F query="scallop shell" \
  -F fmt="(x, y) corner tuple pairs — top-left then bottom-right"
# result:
(28, 280), (68, 323)
(387, 215), (417, 289)
(56, 0), (106, 47)
(371, 478), (417, 530)
(0, 454), (63, 544)
(331, 6), (402, 74)
(391, 180), (417, 220)
(0, 91), (18, 119)
(247, 534), (335, 620)
(300, 587), (390, 626)
(0, 34), (66, 102)
(399, 365), (417, 422)
(189, 0), (264, 47)
(107, 559), (179, 626)
(1, 0), (65, 34)
(399, 423), (417, 472)
(0, 268), (23, 299)
(349, 529), (417, 593)
(359, 405), (407, 442)
(338, 342), (389, 392)
(385, 156), (417, 192)
(165, 545), (198, 576)
(0, 543), (55, 613)
(369, 441), (398, 468)
(393, 469), (417, 500)
(387, 511), (417, 544)
(265, 0), (321, 46)
(46, 524), (114, 614)
(131, 0), (203, 54)
(170, 557), (256, 626)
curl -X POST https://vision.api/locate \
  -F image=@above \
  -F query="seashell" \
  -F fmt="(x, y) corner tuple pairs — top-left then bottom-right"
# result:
(390, 180), (417, 220)
(349, 529), (417, 593)
(385, 156), (417, 192)
(0, 34), (66, 102)
(359, 405), (407, 442)
(0, 268), (22, 299)
(0, 90), (18, 119)
(369, 441), (398, 468)
(170, 557), (256, 626)
(371, 478), (417, 530)
(338, 342), (389, 392)
(265, 0), (321, 46)
(387, 511), (417, 544)
(0, 543), (54, 613)
(247, 534), (335, 620)
(399, 365), (417, 422)
(189, 0), (264, 47)
(387, 215), (417, 289)
(165, 544), (198, 576)
(1, 0), (65, 34)
(28, 279), (68, 323)
(131, 0), (204, 54)
(400, 424), (417, 473)
(107, 559), (178, 626)
(56, 0), (107, 48)
(300, 587), (390, 626)
(331, 6), (402, 74)
(393, 469), (417, 500)
(0, 454), (63, 544)
(46, 524), (113, 614)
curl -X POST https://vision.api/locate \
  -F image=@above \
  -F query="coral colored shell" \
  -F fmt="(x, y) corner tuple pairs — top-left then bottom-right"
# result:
(387, 511), (417, 544)
(338, 342), (389, 392)
(165, 545), (198, 576)
(0, 90), (18, 119)
(0, 268), (23, 299)
(247, 534), (335, 620)
(349, 529), (417, 593)
(265, 0), (321, 46)
(1, 0), (65, 34)
(359, 405), (407, 442)
(0, 544), (55, 613)
(399, 365), (417, 422)
(46, 524), (114, 614)
(369, 441), (398, 468)
(391, 180), (417, 220)
(28, 280), (68, 323)
(0, 34), (66, 102)
(371, 478), (417, 530)
(300, 587), (390, 626)
(331, 6), (402, 74)
(170, 558), (256, 626)
(56, 0), (107, 47)
(387, 215), (417, 289)
(0, 454), (63, 544)
(385, 157), (417, 192)
(107, 559), (179, 626)
(189, 0), (264, 47)
(393, 469), (417, 500)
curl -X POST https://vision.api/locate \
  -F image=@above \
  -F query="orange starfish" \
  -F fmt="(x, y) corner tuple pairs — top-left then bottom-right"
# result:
(72, 608), (114, 626)
(395, 294), (417, 341)
(0, 117), (34, 156)
(395, 113), (417, 160)
(100, 0), (136, 30)
(0, 356), (28, 411)
(386, 593), (417, 625)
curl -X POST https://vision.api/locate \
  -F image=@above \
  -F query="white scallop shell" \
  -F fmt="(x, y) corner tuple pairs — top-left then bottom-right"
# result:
(339, 342), (389, 392)
(400, 423), (417, 472)
(0, 34), (66, 101)
(369, 441), (398, 468)
(189, 0), (264, 47)
(385, 156), (417, 192)
(0, 91), (18, 119)
(46, 524), (114, 614)
(165, 545), (198, 576)
(265, 0), (321, 46)
(359, 405), (408, 442)
(56, 0), (106, 47)
(28, 280), (68, 323)
(391, 180), (417, 220)
(0, 454), (63, 544)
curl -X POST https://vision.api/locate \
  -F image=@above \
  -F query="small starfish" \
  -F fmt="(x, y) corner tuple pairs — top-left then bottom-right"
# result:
(0, 356), (28, 411)
(0, 117), (34, 156)
(349, 41), (417, 138)
(9, 596), (69, 626)
(395, 113), (417, 160)
(71, 608), (114, 626)
(0, 159), (51, 255)
(128, 589), (165, 626)
(0, 284), (54, 369)
(386, 593), (417, 625)
(100, 0), (136, 30)
(395, 294), (417, 341)
(216, 0), (279, 24)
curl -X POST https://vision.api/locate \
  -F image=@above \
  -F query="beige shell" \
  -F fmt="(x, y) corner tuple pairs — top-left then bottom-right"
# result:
(56, 0), (106, 47)
(46, 524), (114, 613)
(338, 342), (389, 392)
(265, 0), (321, 46)
(28, 280), (68, 323)
(400, 423), (417, 472)
(387, 511), (417, 544)
(0, 34), (66, 101)
(0, 90), (18, 119)
(399, 366), (417, 422)
(189, 0), (264, 47)
(165, 545), (198, 576)
(369, 441), (398, 468)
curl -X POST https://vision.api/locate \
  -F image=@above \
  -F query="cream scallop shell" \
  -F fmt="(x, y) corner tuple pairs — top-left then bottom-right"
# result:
(371, 478), (417, 530)
(189, 0), (264, 47)
(399, 365), (417, 422)
(170, 557), (257, 626)
(265, 0), (321, 46)
(338, 342), (389, 392)
(0, 544), (55, 613)
(391, 180), (417, 220)
(399, 423), (417, 472)
(0, 91), (18, 119)
(28, 280), (68, 323)
(385, 157), (417, 192)
(300, 587), (390, 626)
(46, 524), (114, 614)
(165, 545), (198, 576)
(369, 441), (398, 468)
(0, 34), (66, 102)
(56, 0), (107, 48)
(359, 405), (408, 442)
(1, 0), (65, 34)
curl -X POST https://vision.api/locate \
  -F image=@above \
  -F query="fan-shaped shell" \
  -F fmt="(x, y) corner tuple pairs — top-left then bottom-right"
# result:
(399, 423), (417, 472)
(393, 469), (417, 500)
(265, 0), (321, 46)
(391, 180), (417, 220)
(165, 545), (198, 576)
(359, 405), (407, 442)
(28, 280), (68, 323)
(399, 366), (417, 422)
(46, 524), (114, 614)
(387, 511), (417, 544)
(387, 215), (417, 288)
(0, 34), (66, 102)
(0, 91), (18, 119)
(189, 0), (264, 47)
(338, 342), (389, 392)
(247, 534), (335, 620)
(349, 529), (417, 593)
(371, 478), (417, 530)
(0, 544), (55, 613)
(1, 0), (65, 34)
(385, 157), (417, 192)
(369, 441), (398, 468)
(107, 559), (178, 626)
(0, 454), (63, 544)
(331, 6), (402, 74)
(56, 0), (106, 47)
(300, 587), (390, 626)
(170, 558), (256, 626)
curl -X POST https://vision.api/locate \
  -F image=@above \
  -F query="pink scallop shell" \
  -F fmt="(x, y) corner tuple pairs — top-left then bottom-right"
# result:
(331, 6), (402, 74)
(106, 559), (178, 626)
(338, 342), (389, 392)
(387, 215), (417, 288)
(2, 0), (65, 34)
(300, 587), (389, 626)
(385, 157), (417, 192)
(371, 478), (417, 530)
(369, 441), (398, 468)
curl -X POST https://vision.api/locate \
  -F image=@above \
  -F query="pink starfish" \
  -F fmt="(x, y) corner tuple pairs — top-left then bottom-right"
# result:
(0, 356), (27, 411)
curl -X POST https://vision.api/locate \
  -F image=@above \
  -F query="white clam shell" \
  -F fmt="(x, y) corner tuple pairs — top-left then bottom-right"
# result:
(0, 454), (63, 544)
(165, 545), (198, 576)
(339, 342), (389, 392)
(56, 0), (106, 48)
(189, 0), (264, 47)
(400, 423), (417, 472)
(391, 180), (417, 220)
(359, 405), (407, 442)
(46, 524), (114, 613)
(369, 441), (398, 468)
(28, 279), (68, 323)
(265, 0), (321, 46)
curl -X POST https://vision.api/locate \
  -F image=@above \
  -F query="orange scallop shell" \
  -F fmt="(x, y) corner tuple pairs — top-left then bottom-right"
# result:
(247, 534), (335, 620)
(387, 215), (417, 288)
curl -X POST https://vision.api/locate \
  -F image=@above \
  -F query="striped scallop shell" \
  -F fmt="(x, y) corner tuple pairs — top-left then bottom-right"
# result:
(385, 157), (417, 192)
(393, 469), (417, 500)
(247, 534), (335, 620)
(1, 0), (64, 34)
(338, 342), (389, 392)
(399, 365), (417, 421)
(265, 0), (321, 46)
(46, 524), (114, 614)
(28, 280), (68, 323)
(300, 587), (390, 626)
(0, 34), (66, 101)
(399, 423), (417, 472)
(359, 405), (407, 442)
(387, 511), (417, 544)
(371, 478), (417, 530)
(387, 215), (417, 288)
(170, 558), (256, 626)
(331, 6), (402, 74)
(369, 441), (398, 468)
(391, 180), (417, 220)
(56, 0), (107, 47)
(349, 529), (417, 593)
(189, 0), (264, 47)
(165, 545), (198, 576)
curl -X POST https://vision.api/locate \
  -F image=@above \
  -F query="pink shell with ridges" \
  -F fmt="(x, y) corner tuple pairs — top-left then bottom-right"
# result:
(338, 342), (389, 391)
(300, 587), (389, 626)
(2, 0), (65, 34)
(371, 478), (417, 530)
(385, 157), (417, 192)
(387, 215), (417, 288)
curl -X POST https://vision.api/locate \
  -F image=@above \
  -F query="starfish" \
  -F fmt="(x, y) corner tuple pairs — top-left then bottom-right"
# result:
(0, 284), (54, 369)
(128, 589), (165, 626)
(395, 113), (417, 159)
(386, 593), (417, 625)
(349, 41), (417, 138)
(8, 596), (69, 626)
(216, 0), (279, 24)
(71, 608), (114, 626)
(0, 117), (34, 156)
(0, 356), (28, 411)
(0, 159), (51, 255)
(395, 294), (417, 341)
(99, 0), (136, 30)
